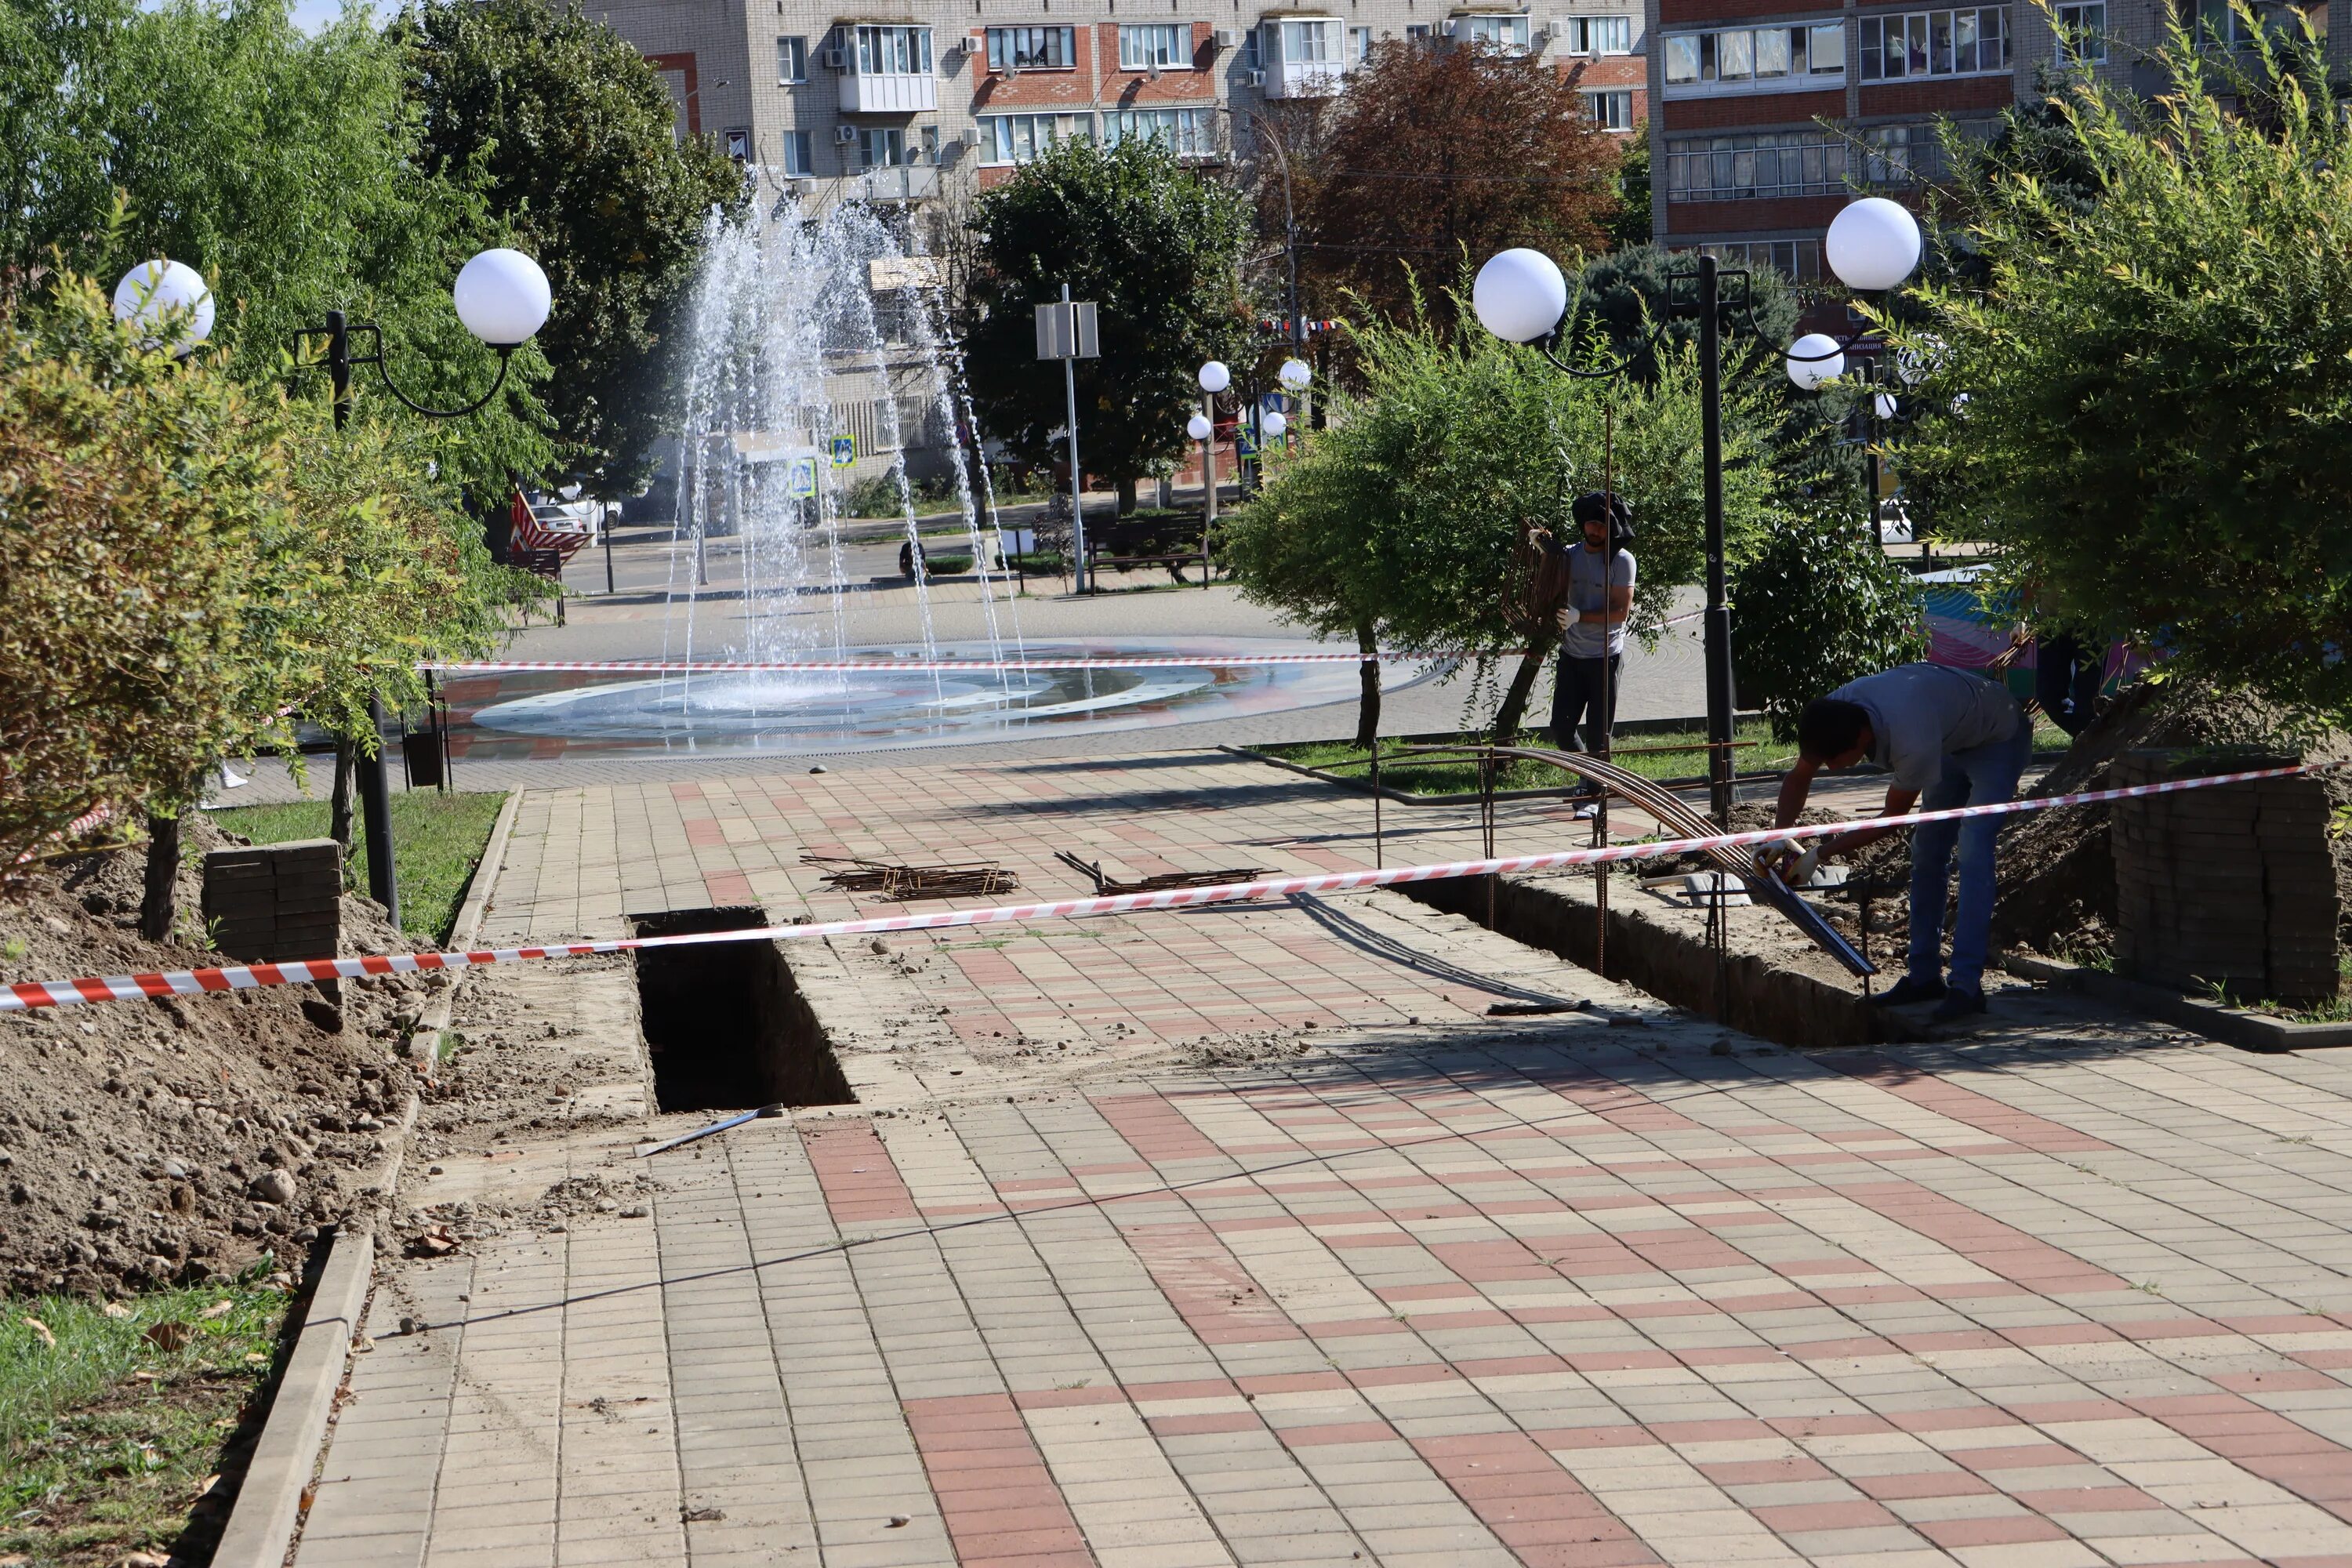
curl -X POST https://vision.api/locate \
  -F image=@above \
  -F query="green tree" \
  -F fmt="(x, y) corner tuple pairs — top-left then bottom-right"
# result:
(0, 0), (555, 507)
(1897, 13), (2352, 718)
(1225, 295), (1778, 741)
(1573, 242), (1798, 379)
(960, 134), (1252, 513)
(1606, 129), (1652, 252)
(1732, 505), (1927, 738)
(393, 0), (742, 498)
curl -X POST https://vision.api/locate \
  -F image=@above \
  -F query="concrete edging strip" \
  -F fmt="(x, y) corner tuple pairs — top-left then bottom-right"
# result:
(1998, 949), (2352, 1051)
(210, 1223), (375, 1568)
(213, 786), (525, 1567)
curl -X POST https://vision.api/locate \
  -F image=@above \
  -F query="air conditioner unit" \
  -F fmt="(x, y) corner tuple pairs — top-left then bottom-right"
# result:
(834, 124), (860, 143)
(822, 45), (847, 68)
(959, 127), (979, 147)
(1243, 67), (1266, 85)
(1213, 26), (1238, 46)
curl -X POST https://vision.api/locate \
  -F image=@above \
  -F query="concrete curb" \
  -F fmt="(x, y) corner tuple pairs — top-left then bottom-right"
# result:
(213, 787), (524, 1568)
(1996, 950), (2352, 1052)
(209, 1223), (374, 1568)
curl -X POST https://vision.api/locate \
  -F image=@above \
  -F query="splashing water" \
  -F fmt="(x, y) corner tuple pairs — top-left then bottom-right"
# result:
(662, 189), (1022, 710)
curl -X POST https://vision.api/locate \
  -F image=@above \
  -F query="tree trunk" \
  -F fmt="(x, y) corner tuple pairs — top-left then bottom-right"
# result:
(1490, 636), (1558, 748)
(140, 808), (182, 943)
(1352, 620), (1382, 750)
(1116, 476), (1138, 514)
(328, 737), (356, 858)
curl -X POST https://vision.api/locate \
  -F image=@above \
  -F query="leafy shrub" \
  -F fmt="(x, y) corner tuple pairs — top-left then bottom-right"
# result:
(1732, 505), (1927, 739)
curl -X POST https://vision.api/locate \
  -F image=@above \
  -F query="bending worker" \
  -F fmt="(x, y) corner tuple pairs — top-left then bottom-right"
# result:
(1773, 662), (2030, 1022)
(1551, 491), (1635, 807)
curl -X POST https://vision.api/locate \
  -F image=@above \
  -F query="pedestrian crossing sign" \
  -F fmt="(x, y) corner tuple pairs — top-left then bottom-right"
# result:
(787, 458), (818, 499)
(829, 435), (856, 467)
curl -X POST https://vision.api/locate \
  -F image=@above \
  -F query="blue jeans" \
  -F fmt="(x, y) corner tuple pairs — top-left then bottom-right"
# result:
(1907, 717), (2032, 993)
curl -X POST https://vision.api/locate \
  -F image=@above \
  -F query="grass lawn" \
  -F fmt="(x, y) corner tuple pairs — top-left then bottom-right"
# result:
(1263, 721), (1800, 797)
(2, 1280), (289, 1566)
(209, 791), (506, 944)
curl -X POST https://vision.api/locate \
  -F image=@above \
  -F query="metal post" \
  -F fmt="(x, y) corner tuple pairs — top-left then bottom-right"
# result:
(1062, 283), (1090, 594)
(1200, 408), (1217, 590)
(1697, 257), (1736, 826)
(326, 309), (401, 924)
(1861, 368), (1882, 548)
(604, 502), (617, 593)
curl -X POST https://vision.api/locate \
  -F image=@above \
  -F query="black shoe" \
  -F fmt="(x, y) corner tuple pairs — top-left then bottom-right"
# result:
(1869, 975), (1947, 1007)
(1929, 986), (1987, 1024)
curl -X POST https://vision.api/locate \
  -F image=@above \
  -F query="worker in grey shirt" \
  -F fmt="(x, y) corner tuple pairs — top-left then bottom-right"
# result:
(1549, 491), (1635, 805)
(1773, 662), (2031, 1021)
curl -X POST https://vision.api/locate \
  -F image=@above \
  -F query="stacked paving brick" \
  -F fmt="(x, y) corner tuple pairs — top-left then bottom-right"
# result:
(2112, 750), (2338, 1006)
(201, 839), (343, 964)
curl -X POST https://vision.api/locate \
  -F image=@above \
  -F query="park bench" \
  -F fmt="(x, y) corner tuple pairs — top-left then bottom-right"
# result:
(1084, 515), (1214, 584)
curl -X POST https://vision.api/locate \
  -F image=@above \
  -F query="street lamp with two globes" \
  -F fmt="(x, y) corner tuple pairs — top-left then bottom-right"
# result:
(111, 248), (553, 928)
(1470, 196), (1926, 820)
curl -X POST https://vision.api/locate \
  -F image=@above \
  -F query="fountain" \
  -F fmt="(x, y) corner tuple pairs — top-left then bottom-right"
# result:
(459, 185), (1436, 760)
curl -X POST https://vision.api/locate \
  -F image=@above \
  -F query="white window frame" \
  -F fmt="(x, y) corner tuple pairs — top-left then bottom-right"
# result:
(854, 24), (934, 75)
(781, 129), (815, 176)
(1856, 8), (2009, 80)
(1119, 23), (1192, 67)
(986, 24), (1075, 71)
(978, 111), (1084, 165)
(858, 125), (906, 168)
(1105, 106), (1216, 157)
(1664, 21), (1845, 94)
(1561, 14), (1634, 54)
(1583, 88), (1634, 128)
(777, 34), (808, 82)
(1349, 24), (1374, 60)
(2055, 0), (2107, 59)
(1266, 17), (1340, 62)
(1457, 13), (1532, 52)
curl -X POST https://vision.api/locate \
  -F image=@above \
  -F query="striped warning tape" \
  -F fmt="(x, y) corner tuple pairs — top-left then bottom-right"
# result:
(423, 653), (1447, 674)
(1, 762), (2318, 1014)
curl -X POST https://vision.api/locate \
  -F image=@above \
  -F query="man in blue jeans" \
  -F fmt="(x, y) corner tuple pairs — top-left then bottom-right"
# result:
(1773, 662), (2031, 1022)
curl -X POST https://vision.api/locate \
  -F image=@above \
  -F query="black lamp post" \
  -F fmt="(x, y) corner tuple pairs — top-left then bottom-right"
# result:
(292, 248), (552, 927)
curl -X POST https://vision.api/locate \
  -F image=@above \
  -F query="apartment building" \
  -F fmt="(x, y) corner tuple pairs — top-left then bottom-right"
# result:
(1648, 0), (2348, 282)
(588, 0), (1650, 211)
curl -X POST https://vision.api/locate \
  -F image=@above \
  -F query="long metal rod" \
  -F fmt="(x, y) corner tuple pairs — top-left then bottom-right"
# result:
(1062, 283), (1089, 594)
(1697, 256), (1735, 828)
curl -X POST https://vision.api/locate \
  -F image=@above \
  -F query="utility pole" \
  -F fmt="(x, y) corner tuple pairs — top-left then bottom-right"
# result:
(1696, 256), (1736, 828)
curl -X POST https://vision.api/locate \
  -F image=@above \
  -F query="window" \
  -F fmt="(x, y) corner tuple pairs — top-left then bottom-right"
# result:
(1105, 106), (1216, 156)
(1406, 22), (1435, 42)
(858, 125), (905, 168)
(855, 24), (934, 74)
(777, 34), (808, 82)
(781, 129), (814, 176)
(978, 112), (1083, 164)
(1458, 13), (1532, 51)
(2056, 0), (2107, 57)
(1664, 23), (1844, 89)
(987, 25), (1074, 70)
(1265, 18), (1338, 61)
(1350, 24), (1374, 59)
(1120, 23), (1191, 67)
(1668, 131), (1849, 198)
(1560, 14), (1633, 53)
(1583, 88), (1634, 128)
(1689, 239), (1822, 281)
(1243, 27), (1262, 65)
(1857, 8), (2007, 78)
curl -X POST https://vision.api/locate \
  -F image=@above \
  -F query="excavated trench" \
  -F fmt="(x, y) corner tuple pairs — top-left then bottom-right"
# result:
(630, 908), (854, 1112)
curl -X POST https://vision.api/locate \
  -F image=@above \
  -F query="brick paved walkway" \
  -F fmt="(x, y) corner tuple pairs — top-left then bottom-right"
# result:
(293, 752), (2352, 1568)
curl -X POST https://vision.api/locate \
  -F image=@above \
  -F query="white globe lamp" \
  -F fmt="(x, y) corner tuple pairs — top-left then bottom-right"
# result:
(1261, 410), (1288, 440)
(452, 248), (552, 347)
(1785, 333), (1845, 390)
(1895, 335), (1943, 386)
(112, 260), (215, 351)
(1278, 357), (1312, 390)
(1873, 391), (1899, 420)
(1186, 413), (1213, 441)
(1472, 248), (1567, 344)
(1824, 198), (1923, 292)
(1197, 361), (1231, 394)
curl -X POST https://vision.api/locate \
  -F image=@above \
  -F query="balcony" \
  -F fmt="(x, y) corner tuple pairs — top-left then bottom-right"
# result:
(844, 163), (942, 203)
(840, 72), (938, 112)
(1260, 16), (1345, 96)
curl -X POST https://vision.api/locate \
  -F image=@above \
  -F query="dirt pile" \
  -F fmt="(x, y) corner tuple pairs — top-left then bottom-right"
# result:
(0, 813), (448, 1298)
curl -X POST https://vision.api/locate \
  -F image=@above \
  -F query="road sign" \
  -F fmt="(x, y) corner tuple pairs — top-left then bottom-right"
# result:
(1261, 391), (1291, 414)
(1034, 299), (1100, 359)
(786, 458), (817, 499)
(829, 434), (856, 467)
(1235, 430), (1258, 458)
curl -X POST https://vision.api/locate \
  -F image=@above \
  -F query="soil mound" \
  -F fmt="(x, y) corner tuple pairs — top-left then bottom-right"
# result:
(0, 812), (447, 1298)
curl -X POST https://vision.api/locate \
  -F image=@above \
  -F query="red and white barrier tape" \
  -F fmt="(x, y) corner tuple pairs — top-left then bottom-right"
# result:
(2, 762), (2316, 1014)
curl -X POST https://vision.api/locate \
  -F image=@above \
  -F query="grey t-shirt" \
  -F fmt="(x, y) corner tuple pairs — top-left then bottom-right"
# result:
(1829, 662), (2023, 791)
(1561, 544), (1634, 659)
